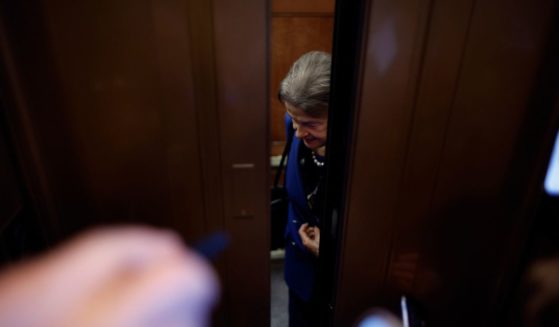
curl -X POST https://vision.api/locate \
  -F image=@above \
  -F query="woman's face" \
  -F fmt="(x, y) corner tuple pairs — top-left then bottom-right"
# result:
(285, 102), (328, 152)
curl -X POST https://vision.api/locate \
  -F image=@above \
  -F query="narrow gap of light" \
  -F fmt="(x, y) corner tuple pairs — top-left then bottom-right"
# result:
(401, 296), (409, 327)
(544, 131), (559, 196)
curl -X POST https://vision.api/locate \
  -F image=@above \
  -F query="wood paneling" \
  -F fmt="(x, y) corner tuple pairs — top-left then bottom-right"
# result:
(213, 0), (269, 324)
(0, 126), (22, 232)
(0, 0), (269, 325)
(334, 0), (433, 322)
(0, 2), (62, 240)
(18, 0), (206, 238)
(272, 0), (335, 15)
(0, 113), (47, 261)
(415, 1), (557, 324)
(333, 0), (558, 325)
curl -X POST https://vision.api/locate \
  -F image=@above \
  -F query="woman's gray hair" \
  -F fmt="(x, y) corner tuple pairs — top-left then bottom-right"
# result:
(278, 51), (331, 117)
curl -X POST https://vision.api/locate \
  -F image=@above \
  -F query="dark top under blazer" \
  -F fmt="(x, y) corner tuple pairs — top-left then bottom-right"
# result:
(283, 114), (320, 302)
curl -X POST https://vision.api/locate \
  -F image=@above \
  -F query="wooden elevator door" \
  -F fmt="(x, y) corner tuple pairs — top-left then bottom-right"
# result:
(0, 1), (269, 325)
(329, 0), (559, 325)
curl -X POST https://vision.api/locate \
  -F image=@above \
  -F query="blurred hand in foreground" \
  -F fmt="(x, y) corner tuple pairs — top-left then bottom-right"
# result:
(0, 226), (219, 327)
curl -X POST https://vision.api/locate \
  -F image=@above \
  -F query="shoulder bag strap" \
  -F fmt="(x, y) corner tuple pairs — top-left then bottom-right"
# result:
(273, 129), (294, 188)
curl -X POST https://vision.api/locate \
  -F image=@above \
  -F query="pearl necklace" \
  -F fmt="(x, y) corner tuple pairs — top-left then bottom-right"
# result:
(311, 151), (325, 167)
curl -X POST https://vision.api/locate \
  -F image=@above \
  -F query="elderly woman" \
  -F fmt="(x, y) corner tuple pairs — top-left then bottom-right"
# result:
(278, 51), (331, 327)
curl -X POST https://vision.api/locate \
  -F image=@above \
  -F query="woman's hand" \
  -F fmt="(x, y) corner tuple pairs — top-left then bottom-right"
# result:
(298, 223), (320, 257)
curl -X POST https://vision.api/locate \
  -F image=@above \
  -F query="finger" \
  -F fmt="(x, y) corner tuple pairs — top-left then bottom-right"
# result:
(298, 230), (314, 248)
(69, 228), (184, 287)
(298, 228), (310, 243)
(314, 227), (320, 243)
(298, 223), (309, 239)
(0, 226), (189, 327)
(64, 249), (219, 327)
(47, 226), (184, 278)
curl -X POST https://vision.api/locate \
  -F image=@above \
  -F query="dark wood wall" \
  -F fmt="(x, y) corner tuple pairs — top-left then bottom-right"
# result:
(0, 128), (22, 235)
(332, 0), (559, 325)
(0, 0), (269, 326)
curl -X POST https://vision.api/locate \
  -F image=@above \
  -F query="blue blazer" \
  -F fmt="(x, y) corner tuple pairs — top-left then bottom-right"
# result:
(283, 114), (320, 302)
